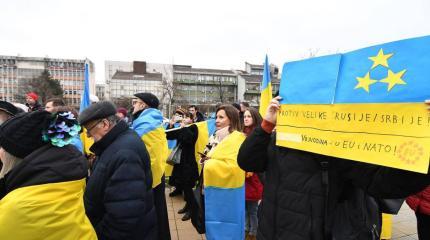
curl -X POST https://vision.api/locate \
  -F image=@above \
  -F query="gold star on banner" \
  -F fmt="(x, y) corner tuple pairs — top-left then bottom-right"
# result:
(355, 72), (378, 93)
(380, 69), (407, 91)
(368, 49), (393, 69)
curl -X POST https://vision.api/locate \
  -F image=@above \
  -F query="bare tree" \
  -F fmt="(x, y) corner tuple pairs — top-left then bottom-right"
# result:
(161, 69), (183, 117)
(216, 76), (224, 103)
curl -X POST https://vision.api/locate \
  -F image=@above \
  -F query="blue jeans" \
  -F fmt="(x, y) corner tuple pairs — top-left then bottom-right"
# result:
(245, 200), (259, 236)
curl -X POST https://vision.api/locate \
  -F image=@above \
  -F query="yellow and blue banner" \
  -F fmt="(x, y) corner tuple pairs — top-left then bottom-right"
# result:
(194, 119), (216, 171)
(277, 36), (430, 173)
(0, 179), (97, 240)
(165, 123), (180, 177)
(165, 119), (216, 177)
(259, 55), (272, 116)
(204, 131), (246, 240)
(79, 62), (92, 154)
(132, 108), (169, 188)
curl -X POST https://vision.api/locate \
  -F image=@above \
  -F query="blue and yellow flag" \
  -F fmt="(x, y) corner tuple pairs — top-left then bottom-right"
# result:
(194, 119), (216, 171)
(0, 179), (97, 240)
(277, 36), (430, 173)
(79, 62), (93, 155)
(132, 108), (169, 188)
(204, 131), (246, 240)
(259, 55), (272, 116)
(165, 119), (216, 176)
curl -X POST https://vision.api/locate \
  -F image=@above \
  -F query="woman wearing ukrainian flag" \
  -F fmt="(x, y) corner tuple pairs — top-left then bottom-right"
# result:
(0, 110), (96, 240)
(203, 104), (246, 240)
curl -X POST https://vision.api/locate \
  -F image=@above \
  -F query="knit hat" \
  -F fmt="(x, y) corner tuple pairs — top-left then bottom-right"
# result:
(232, 103), (241, 112)
(175, 108), (187, 116)
(27, 92), (39, 101)
(78, 101), (117, 125)
(134, 93), (159, 109)
(117, 107), (128, 117)
(0, 111), (51, 158)
(0, 101), (19, 116)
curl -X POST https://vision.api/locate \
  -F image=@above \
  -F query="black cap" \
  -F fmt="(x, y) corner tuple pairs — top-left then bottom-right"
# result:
(78, 101), (117, 125)
(134, 92), (159, 109)
(0, 111), (51, 158)
(0, 101), (19, 116)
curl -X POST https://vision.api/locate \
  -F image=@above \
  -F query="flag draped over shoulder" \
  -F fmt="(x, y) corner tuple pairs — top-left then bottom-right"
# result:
(132, 108), (168, 188)
(0, 179), (97, 240)
(277, 35), (430, 173)
(194, 119), (216, 171)
(165, 119), (216, 176)
(259, 55), (272, 116)
(203, 131), (246, 240)
(79, 63), (93, 155)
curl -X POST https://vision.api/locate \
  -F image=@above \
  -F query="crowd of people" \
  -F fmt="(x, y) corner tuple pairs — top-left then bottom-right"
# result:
(0, 91), (429, 240)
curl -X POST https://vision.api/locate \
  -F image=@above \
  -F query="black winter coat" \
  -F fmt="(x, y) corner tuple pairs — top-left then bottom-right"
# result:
(238, 126), (430, 240)
(85, 121), (156, 240)
(166, 124), (199, 188)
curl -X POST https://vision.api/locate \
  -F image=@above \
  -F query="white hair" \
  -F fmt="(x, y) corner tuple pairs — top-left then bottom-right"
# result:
(0, 150), (23, 178)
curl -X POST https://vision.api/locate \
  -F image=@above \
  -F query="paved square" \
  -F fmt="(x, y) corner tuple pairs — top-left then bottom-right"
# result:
(166, 188), (418, 239)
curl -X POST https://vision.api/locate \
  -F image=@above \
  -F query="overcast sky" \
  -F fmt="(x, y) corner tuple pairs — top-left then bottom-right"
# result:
(1, 0), (429, 83)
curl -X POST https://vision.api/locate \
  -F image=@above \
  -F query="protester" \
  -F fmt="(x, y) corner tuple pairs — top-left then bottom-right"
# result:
(12, 103), (28, 113)
(242, 107), (263, 240)
(237, 96), (430, 240)
(116, 107), (129, 121)
(240, 101), (250, 115)
(0, 101), (19, 124)
(44, 98), (65, 113)
(203, 104), (246, 240)
(131, 93), (170, 240)
(406, 186), (430, 239)
(168, 108), (185, 198)
(188, 105), (205, 122)
(25, 92), (43, 112)
(0, 101), (20, 171)
(79, 101), (156, 240)
(0, 110), (96, 239)
(232, 102), (244, 130)
(166, 109), (199, 221)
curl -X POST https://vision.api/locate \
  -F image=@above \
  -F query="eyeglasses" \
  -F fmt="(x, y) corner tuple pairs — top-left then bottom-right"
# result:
(132, 99), (144, 106)
(85, 119), (104, 135)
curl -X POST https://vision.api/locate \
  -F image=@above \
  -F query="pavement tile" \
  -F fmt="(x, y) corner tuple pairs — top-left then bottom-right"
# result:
(166, 189), (419, 240)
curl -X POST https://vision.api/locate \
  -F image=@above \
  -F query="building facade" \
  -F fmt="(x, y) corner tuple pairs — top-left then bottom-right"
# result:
(109, 61), (164, 104)
(172, 65), (237, 112)
(0, 55), (95, 108)
(96, 83), (106, 101)
(238, 62), (280, 107)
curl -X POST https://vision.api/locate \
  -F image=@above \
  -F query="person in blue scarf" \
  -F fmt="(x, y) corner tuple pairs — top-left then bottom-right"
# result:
(131, 92), (170, 240)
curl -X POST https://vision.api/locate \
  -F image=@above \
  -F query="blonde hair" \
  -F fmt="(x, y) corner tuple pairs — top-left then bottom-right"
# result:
(0, 150), (23, 178)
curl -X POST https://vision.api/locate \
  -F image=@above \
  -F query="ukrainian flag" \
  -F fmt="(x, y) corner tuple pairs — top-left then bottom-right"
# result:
(165, 119), (216, 176)
(194, 119), (216, 171)
(79, 62), (93, 155)
(259, 55), (273, 116)
(277, 35), (430, 173)
(204, 131), (246, 240)
(165, 123), (180, 177)
(132, 108), (169, 188)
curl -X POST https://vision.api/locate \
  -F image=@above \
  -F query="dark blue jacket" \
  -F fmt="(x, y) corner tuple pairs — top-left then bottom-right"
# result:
(84, 120), (156, 240)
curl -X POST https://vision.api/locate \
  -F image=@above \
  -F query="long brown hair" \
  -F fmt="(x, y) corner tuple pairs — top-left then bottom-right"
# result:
(216, 104), (241, 132)
(245, 107), (262, 130)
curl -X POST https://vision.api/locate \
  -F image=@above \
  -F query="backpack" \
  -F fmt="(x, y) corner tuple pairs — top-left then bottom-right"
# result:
(320, 161), (381, 240)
